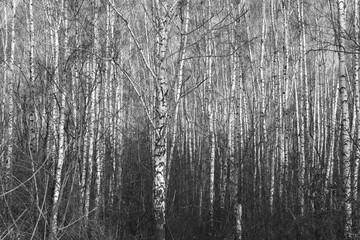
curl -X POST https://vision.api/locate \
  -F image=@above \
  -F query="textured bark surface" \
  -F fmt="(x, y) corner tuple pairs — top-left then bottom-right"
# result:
(153, 1), (169, 239)
(49, 1), (68, 238)
(206, 0), (215, 230)
(3, 0), (360, 239)
(353, 0), (360, 207)
(338, 0), (352, 238)
(297, 0), (306, 216)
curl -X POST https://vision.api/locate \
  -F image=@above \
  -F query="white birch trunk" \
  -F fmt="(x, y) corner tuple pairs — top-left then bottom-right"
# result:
(28, 0), (40, 215)
(206, 0), (215, 230)
(5, 0), (16, 192)
(153, 1), (170, 239)
(353, 0), (360, 207)
(84, 62), (96, 225)
(269, 0), (278, 214)
(297, 0), (306, 215)
(2, 3), (9, 191)
(326, 55), (338, 200)
(49, 0), (68, 238)
(93, 0), (103, 221)
(28, 0), (36, 158)
(338, 0), (352, 238)
(259, 0), (267, 208)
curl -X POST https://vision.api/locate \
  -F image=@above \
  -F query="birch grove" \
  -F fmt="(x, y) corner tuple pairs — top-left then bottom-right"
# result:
(2, 0), (360, 239)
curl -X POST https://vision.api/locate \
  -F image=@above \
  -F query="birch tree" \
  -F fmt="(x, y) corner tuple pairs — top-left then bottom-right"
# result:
(206, 0), (216, 231)
(4, 0), (16, 193)
(84, 0), (100, 226)
(338, 0), (352, 238)
(93, 0), (103, 221)
(153, 1), (170, 239)
(259, 0), (267, 211)
(48, 0), (68, 238)
(353, 0), (360, 222)
(28, 0), (36, 159)
(297, 0), (306, 215)
(270, 0), (279, 214)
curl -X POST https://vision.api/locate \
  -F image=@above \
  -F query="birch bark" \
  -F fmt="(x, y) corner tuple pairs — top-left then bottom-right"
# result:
(93, 0), (103, 221)
(353, 0), (360, 210)
(153, 1), (170, 239)
(49, 0), (68, 238)
(259, 0), (267, 209)
(270, 0), (278, 213)
(338, 0), (352, 238)
(297, 0), (306, 215)
(5, 0), (16, 192)
(206, 0), (216, 231)
(84, 0), (99, 224)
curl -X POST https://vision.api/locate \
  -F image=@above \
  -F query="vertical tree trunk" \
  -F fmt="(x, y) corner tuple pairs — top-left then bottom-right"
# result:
(227, 0), (237, 209)
(326, 54), (339, 207)
(198, 107), (204, 221)
(27, 0), (41, 236)
(153, 1), (170, 239)
(49, 0), (69, 238)
(84, 2), (99, 223)
(235, 6), (243, 237)
(259, 0), (267, 210)
(206, 0), (216, 232)
(297, 0), (306, 215)
(353, 0), (360, 226)
(103, 1), (113, 225)
(29, 0), (36, 156)
(280, 0), (288, 206)
(1, 0), (9, 222)
(93, 0), (103, 222)
(302, 0), (311, 214)
(270, 0), (278, 214)
(115, 55), (124, 223)
(338, 0), (352, 238)
(5, 0), (16, 193)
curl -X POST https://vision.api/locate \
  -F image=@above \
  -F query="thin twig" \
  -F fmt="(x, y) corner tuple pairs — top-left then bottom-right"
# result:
(107, 0), (157, 80)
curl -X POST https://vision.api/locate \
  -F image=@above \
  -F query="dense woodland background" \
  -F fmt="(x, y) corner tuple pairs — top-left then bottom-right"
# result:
(1, 0), (360, 239)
